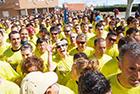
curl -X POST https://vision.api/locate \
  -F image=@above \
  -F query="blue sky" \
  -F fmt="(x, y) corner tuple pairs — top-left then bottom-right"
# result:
(58, 0), (140, 7)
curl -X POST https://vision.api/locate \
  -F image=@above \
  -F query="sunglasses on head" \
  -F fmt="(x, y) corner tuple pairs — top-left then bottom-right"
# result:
(56, 44), (66, 49)
(51, 33), (58, 35)
(108, 37), (116, 41)
(77, 41), (86, 45)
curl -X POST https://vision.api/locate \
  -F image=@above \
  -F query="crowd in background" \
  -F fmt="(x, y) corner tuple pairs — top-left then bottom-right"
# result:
(0, 4), (140, 94)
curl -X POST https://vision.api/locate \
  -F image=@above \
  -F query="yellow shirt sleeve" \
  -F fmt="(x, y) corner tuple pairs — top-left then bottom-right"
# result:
(0, 61), (20, 82)
(101, 57), (121, 77)
(105, 44), (119, 58)
(0, 78), (20, 94)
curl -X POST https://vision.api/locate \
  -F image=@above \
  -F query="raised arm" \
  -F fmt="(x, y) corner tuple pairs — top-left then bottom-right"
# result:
(45, 42), (56, 72)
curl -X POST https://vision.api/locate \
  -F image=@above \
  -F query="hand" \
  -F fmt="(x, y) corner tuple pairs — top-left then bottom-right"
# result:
(45, 41), (55, 53)
(90, 5), (94, 11)
(63, 3), (68, 10)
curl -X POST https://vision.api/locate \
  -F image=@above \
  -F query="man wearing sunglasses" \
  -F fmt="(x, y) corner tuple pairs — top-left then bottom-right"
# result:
(63, 24), (72, 45)
(69, 33), (94, 57)
(105, 31), (119, 58)
(50, 26), (60, 46)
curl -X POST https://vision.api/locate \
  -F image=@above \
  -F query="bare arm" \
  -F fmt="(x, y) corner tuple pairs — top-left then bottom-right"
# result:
(45, 42), (56, 72)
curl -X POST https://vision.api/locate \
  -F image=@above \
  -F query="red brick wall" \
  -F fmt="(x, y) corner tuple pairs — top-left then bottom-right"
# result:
(68, 3), (85, 10)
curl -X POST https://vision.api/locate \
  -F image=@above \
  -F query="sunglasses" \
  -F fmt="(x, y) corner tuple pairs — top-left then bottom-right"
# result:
(108, 37), (116, 41)
(89, 27), (93, 29)
(111, 23), (115, 26)
(56, 44), (66, 49)
(51, 33), (58, 35)
(65, 43), (68, 46)
(64, 30), (70, 32)
(77, 41), (86, 45)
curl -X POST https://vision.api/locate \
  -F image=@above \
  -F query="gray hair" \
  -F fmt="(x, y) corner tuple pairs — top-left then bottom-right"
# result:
(70, 32), (77, 37)
(119, 42), (140, 66)
(64, 24), (72, 31)
(21, 43), (33, 52)
(76, 33), (87, 41)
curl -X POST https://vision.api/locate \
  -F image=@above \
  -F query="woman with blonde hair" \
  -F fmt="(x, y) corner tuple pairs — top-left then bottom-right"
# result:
(66, 58), (100, 94)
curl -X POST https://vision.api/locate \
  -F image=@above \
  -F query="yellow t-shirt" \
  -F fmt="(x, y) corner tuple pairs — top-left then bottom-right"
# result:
(105, 44), (119, 58)
(69, 47), (94, 57)
(34, 50), (48, 72)
(107, 73), (140, 94)
(3, 48), (22, 70)
(59, 32), (65, 40)
(53, 55), (73, 85)
(89, 54), (112, 70)
(0, 24), (5, 29)
(16, 60), (24, 78)
(29, 36), (38, 46)
(0, 61), (20, 82)
(3, 33), (9, 42)
(101, 57), (121, 77)
(124, 26), (129, 36)
(138, 26), (140, 31)
(66, 79), (78, 94)
(67, 44), (77, 53)
(46, 25), (51, 32)
(0, 42), (10, 61)
(87, 36), (97, 48)
(104, 25), (109, 32)
(34, 26), (40, 37)
(5, 28), (11, 34)
(87, 31), (108, 48)
(0, 77), (20, 94)
(86, 32), (95, 41)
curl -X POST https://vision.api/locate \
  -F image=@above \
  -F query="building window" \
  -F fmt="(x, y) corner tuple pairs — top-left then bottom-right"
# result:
(0, 0), (5, 2)
(2, 11), (9, 17)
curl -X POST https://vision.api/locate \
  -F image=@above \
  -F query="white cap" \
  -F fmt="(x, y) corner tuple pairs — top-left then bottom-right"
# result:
(21, 71), (58, 94)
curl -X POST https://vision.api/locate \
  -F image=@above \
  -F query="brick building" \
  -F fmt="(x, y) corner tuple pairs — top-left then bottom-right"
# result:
(0, 0), (58, 18)
(67, 3), (85, 10)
